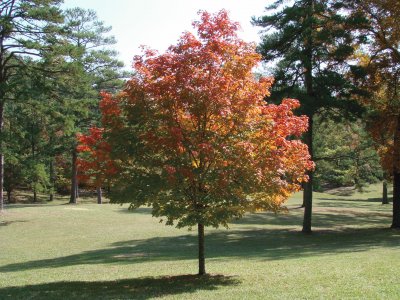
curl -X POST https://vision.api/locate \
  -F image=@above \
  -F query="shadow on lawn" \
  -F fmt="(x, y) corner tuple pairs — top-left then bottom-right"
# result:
(0, 274), (239, 299)
(232, 206), (392, 228)
(0, 220), (27, 226)
(0, 225), (399, 274)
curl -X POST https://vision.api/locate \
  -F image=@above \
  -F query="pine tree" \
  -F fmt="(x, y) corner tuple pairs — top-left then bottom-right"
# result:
(60, 7), (125, 204)
(253, 0), (363, 232)
(0, 0), (64, 211)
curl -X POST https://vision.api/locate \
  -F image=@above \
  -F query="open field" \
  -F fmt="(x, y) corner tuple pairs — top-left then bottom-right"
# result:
(0, 184), (399, 299)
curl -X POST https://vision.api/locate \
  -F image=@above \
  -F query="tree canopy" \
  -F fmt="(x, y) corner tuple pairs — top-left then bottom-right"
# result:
(94, 10), (313, 275)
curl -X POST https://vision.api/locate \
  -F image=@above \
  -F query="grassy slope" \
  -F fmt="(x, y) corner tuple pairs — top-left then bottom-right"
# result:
(0, 184), (399, 299)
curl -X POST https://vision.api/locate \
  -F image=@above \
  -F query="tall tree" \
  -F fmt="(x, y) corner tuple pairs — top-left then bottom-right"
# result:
(253, 0), (363, 232)
(60, 7), (125, 204)
(349, 0), (400, 227)
(101, 10), (313, 275)
(0, 0), (64, 211)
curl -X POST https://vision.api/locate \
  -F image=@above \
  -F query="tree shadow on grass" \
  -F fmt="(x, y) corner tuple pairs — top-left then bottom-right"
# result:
(0, 274), (239, 300)
(317, 197), (392, 204)
(0, 225), (399, 274)
(232, 206), (392, 228)
(117, 207), (153, 215)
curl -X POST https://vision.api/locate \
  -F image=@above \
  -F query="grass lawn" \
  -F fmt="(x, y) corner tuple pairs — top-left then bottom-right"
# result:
(0, 184), (399, 299)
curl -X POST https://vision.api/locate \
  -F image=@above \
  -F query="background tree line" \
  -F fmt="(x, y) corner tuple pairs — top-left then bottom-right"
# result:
(0, 0), (126, 209)
(1, 0), (398, 231)
(254, 0), (400, 230)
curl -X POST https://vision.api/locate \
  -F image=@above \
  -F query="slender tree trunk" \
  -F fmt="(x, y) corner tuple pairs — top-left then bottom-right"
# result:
(302, 0), (314, 234)
(97, 186), (102, 204)
(49, 159), (54, 201)
(382, 180), (389, 205)
(392, 115), (400, 228)
(70, 149), (77, 204)
(302, 117), (313, 233)
(33, 189), (37, 202)
(0, 102), (4, 212)
(198, 223), (206, 275)
(6, 189), (11, 203)
(75, 179), (79, 199)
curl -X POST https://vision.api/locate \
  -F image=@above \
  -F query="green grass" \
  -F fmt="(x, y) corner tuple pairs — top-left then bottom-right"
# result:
(0, 183), (399, 299)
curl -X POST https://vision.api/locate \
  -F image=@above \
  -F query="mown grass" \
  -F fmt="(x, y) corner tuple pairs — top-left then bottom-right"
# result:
(0, 183), (399, 299)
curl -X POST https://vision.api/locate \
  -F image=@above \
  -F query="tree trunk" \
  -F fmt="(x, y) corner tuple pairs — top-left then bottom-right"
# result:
(302, 0), (314, 234)
(7, 189), (11, 203)
(0, 102), (4, 212)
(392, 115), (400, 228)
(33, 189), (37, 202)
(382, 180), (389, 205)
(302, 117), (313, 233)
(70, 149), (78, 204)
(49, 159), (54, 201)
(97, 186), (102, 204)
(75, 179), (79, 199)
(198, 223), (206, 275)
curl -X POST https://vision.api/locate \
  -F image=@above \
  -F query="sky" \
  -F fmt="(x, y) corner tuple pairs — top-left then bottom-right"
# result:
(62, 0), (273, 68)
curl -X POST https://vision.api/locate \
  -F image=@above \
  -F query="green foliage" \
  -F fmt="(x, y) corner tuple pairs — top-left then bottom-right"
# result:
(253, 0), (364, 117)
(313, 117), (382, 191)
(22, 163), (50, 194)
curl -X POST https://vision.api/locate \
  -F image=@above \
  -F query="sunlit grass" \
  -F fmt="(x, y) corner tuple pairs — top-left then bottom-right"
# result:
(0, 183), (399, 299)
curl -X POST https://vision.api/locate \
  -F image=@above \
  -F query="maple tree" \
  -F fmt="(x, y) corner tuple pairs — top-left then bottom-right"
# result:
(77, 126), (117, 204)
(101, 10), (313, 275)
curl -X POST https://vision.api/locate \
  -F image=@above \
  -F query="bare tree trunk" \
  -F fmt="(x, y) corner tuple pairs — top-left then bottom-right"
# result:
(382, 180), (389, 205)
(198, 223), (206, 275)
(392, 115), (400, 228)
(302, 0), (315, 234)
(97, 186), (102, 204)
(75, 179), (79, 199)
(70, 149), (77, 204)
(49, 159), (54, 201)
(0, 103), (4, 212)
(33, 188), (37, 202)
(302, 117), (313, 233)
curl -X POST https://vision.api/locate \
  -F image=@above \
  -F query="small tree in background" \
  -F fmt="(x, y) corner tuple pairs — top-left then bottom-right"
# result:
(77, 126), (117, 204)
(102, 10), (313, 275)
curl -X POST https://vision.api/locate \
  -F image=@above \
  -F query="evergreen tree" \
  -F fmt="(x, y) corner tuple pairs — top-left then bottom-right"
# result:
(253, 0), (363, 232)
(60, 7), (125, 204)
(0, 0), (64, 210)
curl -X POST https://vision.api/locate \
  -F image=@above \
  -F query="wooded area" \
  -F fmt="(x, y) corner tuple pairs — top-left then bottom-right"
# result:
(0, 0), (399, 297)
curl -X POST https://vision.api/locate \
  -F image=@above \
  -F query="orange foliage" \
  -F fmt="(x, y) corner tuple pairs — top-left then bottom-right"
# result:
(98, 10), (314, 225)
(76, 126), (117, 187)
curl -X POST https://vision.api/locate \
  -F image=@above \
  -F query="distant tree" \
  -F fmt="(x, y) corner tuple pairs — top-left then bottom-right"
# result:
(76, 126), (117, 204)
(253, 0), (364, 232)
(0, 0), (64, 210)
(313, 118), (382, 191)
(101, 10), (313, 275)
